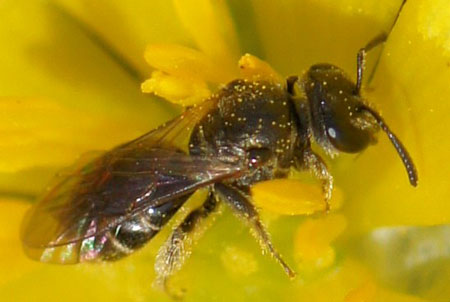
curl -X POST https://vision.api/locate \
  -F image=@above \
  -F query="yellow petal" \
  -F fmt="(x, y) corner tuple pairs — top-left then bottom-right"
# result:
(251, 0), (404, 75)
(0, 97), (152, 173)
(0, 200), (42, 290)
(0, 97), (169, 196)
(54, 0), (193, 76)
(344, 280), (377, 302)
(294, 259), (372, 301)
(0, 0), (172, 122)
(144, 43), (230, 83)
(252, 179), (343, 215)
(141, 71), (211, 106)
(173, 0), (240, 79)
(0, 1), (176, 194)
(337, 0), (450, 229)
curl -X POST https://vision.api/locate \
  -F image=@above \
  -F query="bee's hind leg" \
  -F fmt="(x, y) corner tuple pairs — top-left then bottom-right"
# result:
(214, 183), (296, 278)
(154, 192), (219, 298)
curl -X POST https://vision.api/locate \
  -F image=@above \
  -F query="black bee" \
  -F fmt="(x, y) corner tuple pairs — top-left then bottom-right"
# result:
(21, 33), (417, 287)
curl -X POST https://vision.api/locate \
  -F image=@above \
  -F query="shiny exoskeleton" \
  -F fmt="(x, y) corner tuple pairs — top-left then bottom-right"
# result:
(21, 33), (417, 294)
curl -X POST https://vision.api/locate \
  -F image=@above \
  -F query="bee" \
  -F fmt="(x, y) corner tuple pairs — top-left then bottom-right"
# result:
(21, 33), (417, 288)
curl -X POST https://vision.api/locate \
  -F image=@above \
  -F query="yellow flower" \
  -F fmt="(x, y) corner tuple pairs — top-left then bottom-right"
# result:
(1, 0), (449, 301)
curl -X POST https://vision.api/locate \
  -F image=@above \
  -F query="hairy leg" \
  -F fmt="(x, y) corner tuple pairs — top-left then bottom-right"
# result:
(154, 192), (219, 297)
(214, 183), (296, 278)
(294, 145), (333, 212)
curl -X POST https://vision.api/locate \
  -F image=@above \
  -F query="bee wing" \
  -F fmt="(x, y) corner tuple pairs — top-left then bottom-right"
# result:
(21, 98), (241, 259)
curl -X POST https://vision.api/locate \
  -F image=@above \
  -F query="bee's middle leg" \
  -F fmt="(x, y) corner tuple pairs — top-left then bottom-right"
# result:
(154, 191), (219, 297)
(214, 183), (296, 278)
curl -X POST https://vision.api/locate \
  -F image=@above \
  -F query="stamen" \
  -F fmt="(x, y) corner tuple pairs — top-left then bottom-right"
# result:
(144, 44), (230, 83)
(238, 54), (284, 83)
(141, 71), (210, 106)
(252, 179), (343, 215)
(294, 214), (347, 272)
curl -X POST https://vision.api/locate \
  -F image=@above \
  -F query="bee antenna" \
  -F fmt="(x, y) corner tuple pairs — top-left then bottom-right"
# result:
(359, 105), (418, 186)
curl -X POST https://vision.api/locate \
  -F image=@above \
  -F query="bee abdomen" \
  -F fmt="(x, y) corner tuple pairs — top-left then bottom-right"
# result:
(79, 196), (189, 262)
(100, 214), (162, 260)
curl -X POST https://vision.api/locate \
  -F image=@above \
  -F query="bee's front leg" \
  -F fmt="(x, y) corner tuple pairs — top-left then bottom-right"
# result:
(214, 183), (296, 278)
(294, 143), (334, 212)
(154, 192), (219, 298)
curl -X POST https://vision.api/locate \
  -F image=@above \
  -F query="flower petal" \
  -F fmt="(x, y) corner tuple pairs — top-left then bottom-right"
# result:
(0, 199), (41, 287)
(0, 0), (172, 121)
(173, 0), (240, 79)
(0, 1), (176, 194)
(251, 0), (404, 75)
(337, 0), (450, 229)
(0, 97), (170, 196)
(54, 0), (193, 76)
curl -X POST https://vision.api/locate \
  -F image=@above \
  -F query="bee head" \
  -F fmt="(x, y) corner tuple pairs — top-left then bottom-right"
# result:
(290, 63), (417, 186)
(302, 63), (379, 154)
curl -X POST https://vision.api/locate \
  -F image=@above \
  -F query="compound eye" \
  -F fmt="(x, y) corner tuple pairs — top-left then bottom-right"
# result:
(304, 64), (378, 153)
(247, 147), (272, 168)
(323, 103), (377, 153)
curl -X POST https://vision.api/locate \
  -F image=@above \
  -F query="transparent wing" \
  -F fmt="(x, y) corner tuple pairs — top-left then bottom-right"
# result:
(21, 98), (242, 257)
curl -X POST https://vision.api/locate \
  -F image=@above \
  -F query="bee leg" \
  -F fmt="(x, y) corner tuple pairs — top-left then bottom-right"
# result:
(214, 183), (296, 278)
(290, 89), (333, 211)
(355, 32), (387, 94)
(154, 192), (219, 298)
(294, 144), (333, 212)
